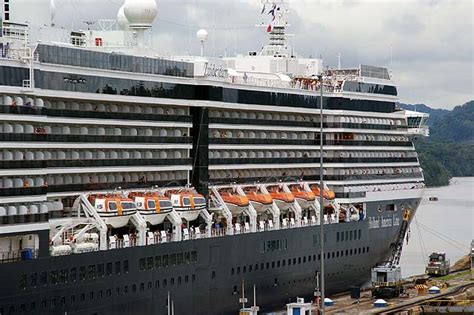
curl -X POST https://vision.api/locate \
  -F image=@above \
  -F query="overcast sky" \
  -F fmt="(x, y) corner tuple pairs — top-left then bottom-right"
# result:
(54, 0), (473, 109)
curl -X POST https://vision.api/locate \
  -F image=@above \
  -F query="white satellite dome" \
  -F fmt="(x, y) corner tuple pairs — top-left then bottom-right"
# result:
(196, 29), (208, 42)
(117, 5), (129, 29)
(123, 0), (158, 29)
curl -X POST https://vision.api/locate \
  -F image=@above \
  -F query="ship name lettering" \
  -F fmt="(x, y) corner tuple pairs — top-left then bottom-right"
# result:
(205, 62), (228, 78)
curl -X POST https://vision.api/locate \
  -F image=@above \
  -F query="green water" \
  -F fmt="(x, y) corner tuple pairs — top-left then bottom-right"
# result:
(400, 177), (473, 277)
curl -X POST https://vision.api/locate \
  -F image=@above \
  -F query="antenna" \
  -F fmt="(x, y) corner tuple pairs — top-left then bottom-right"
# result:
(196, 29), (208, 57)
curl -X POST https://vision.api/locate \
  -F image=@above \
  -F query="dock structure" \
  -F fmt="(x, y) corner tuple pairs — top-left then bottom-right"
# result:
(319, 266), (473, 314)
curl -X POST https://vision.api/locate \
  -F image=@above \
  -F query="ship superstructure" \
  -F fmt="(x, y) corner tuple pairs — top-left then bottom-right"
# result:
(0, 1), (429, 314)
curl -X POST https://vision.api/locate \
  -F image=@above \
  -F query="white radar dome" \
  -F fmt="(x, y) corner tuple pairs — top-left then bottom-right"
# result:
(196, 29), (208, 42)
(117, 5), (129, 29)
(123, 0), (158, 29)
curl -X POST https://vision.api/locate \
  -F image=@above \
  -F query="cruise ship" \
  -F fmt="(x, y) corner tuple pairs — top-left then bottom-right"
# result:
(0, 0), (429, 314)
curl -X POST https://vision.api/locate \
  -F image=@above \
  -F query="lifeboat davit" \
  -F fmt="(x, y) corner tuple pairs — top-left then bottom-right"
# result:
(289, 185), (316, 209)
(88, 194), (136, 228)
(128, 192), (173, 225)
(220, 191), (249, 215)
(268, 186), (295, 211)
(244, 188), (273, 213)
(167, 190), (206, 221)
(309, 184), (336, 200)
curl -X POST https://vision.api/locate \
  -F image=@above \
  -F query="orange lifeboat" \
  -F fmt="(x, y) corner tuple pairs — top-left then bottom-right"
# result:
(268, 186), (295, 211)
(166, 189), (206, 221)
(128, 191), (173, 225)
(244, 188), (273, 213)
(310, 184), (335, 200)
(88, 194), (136, 228)
(289, 185), (316, 209)
(220, 191), (249, 215)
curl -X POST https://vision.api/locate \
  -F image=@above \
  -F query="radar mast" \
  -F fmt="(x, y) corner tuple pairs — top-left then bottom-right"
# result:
(258, 0), (291, 57)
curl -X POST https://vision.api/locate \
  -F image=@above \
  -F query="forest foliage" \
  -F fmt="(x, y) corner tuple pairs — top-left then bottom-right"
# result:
(400, 101), (474, 186)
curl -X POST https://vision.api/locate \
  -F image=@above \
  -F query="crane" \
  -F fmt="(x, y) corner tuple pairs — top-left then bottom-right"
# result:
(371, 209), (411, 299)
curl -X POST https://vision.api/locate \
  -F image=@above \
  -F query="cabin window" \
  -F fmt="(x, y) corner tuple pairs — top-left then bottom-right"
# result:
(115, 261), (121, 275)
(88, 265), (96, 279)
(170, 254), (176, 266)
(185, 275), (189, 283)
(106, 262), (112, 276)
(160, 200), (172, 208)
(147, 200), (155, 209)
(108, 202), (118, 211)
(190, 251), (197, 262)
(97, 264), (104, 277)
(386, 204), (396, 211)
(177, 253), (183, 265)
(70, 268), (76, 282)
(132, 284), (137, 292)
(162, 255), (169, 267)
(183, 197), (191, 206)
(358, 229), (362, 239)
(139, 258), (146, 271)
(121, 202), (135, 210)
(155, 256), (161, 268)
(31, 273), (37, 287)
(19, 274), (26, 290)
(194, 197), (205, 205)
(60, 269), (68, 283)
(147, 257), (154, 270)
(336, 232), (340, 242)
(184, 252), (190, 264)
(50, 270), (58, 285)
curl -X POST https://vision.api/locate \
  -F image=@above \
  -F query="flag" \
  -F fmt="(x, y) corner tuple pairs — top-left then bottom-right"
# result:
(267, 24), (272, 32)
(268, 4), (276, 16)
(261, 4), (265, 14)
